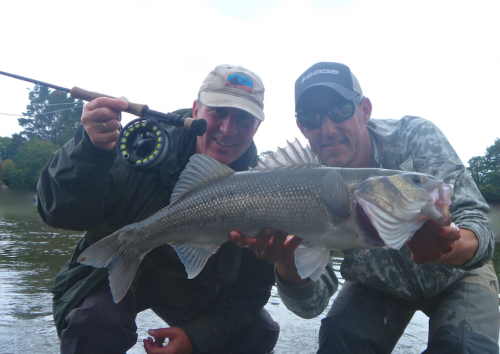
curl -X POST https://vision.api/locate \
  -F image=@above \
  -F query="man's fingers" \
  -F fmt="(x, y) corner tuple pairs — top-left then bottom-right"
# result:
(424, 221), (460, 241)
(149, 328), (173, 338)
(407, 239), (435, 264)
(84, 96), (128, 112)
(408, 237), (444, 264)
(264, 231), (288, 263)
(408, 227), (457, 264)
(281, 236), (303, 261)
(230, 229), (296, 264)
(82, 105), (121, 126)
(143, 337), (168, 354)
(254, 228), (273, 256)
(95, 118), (120, 133)
(81, 97), (126, 150)
(229, 230), (256, 248)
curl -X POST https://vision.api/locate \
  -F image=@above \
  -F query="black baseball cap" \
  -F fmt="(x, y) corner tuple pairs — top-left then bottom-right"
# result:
(295, 62), (363, 109)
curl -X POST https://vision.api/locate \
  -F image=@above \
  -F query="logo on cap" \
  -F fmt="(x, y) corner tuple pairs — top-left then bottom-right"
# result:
(225, 72), (253, 94)
(301, 69), (339, 84)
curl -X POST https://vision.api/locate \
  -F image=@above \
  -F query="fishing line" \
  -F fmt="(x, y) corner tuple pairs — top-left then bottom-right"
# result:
(32, 102), (83, 107)
(0, 113), (24, 117)
(0, 105), (84, 118)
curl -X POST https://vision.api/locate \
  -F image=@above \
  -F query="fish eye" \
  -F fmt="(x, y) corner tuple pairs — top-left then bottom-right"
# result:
(411, 175), (424, 184)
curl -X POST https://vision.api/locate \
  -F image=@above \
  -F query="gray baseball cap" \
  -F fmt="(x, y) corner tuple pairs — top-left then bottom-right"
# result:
(295, 62), (362, 109)
(198, 64), (265, 121)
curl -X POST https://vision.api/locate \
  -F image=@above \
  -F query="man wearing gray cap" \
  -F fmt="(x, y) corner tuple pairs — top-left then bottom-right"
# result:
(37, 64), (279, 354)
(235, 62), (499, 353)
(284, 62), (499, 353)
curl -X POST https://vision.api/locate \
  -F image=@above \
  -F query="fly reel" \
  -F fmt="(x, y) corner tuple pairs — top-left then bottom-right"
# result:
(117, 118), (172, 170)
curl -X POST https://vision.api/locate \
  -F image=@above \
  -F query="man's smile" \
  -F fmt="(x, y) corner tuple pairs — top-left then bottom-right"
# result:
(323, 140), (345, 148)
(214, 138), (236, 148)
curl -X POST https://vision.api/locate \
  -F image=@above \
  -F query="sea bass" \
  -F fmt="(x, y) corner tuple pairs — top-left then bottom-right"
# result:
(79, 140), (453, 303)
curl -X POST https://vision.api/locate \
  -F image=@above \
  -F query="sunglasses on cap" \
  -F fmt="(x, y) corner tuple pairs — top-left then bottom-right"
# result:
(295, 95), (364, 129)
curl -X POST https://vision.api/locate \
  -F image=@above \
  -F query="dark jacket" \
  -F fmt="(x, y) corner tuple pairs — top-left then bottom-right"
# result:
(37, 109), (275, 352)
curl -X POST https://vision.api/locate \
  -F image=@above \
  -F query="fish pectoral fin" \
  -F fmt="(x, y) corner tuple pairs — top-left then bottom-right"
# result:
(320, 170), (350, 218)
(170, 243), (220, 279)
(294, 247), (331, 281)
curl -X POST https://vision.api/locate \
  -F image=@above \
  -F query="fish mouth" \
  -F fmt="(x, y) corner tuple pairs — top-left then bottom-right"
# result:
(214, 138), (236, 148)
(426, 184), (453, 225)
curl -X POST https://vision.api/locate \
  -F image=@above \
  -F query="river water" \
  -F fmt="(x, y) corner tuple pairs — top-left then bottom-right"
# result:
(0, 186), (498, 354)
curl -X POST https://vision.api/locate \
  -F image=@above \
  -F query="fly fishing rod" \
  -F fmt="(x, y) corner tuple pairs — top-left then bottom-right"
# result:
(0, 70), (207, 170)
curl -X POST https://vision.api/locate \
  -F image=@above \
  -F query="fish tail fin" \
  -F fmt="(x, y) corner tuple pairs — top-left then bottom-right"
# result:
(78, 229), (143, 303)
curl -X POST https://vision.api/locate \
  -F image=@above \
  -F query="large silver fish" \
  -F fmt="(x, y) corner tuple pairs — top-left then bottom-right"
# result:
(79, 140), (453, 303)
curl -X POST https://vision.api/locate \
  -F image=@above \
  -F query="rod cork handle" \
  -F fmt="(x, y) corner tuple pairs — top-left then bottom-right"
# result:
(70, 86), (148, 117)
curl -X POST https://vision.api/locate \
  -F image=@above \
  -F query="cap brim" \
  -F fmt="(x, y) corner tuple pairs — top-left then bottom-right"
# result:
(199, 91), (265, 121)
(296, 82), (359, 108)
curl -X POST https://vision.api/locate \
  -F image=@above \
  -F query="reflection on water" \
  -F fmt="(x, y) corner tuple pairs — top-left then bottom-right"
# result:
(0, 186), (499, 354)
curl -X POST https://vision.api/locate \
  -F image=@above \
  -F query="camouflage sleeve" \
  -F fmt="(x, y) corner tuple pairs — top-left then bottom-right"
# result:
(275, 262), (338, 319)
(448, 169), (494, 269)
(397, 117), (494, 269)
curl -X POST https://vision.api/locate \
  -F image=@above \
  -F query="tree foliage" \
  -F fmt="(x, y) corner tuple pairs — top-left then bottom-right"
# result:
(0, 134), (26, 161)
(18, 84), (83, 147)
(468, 138), (500, 202)
(0, 139), (59, 190)
(0, 85), (84, 190)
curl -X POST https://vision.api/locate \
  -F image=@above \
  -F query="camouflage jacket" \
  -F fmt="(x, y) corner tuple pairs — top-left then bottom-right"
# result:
(278, 116), (495, 316)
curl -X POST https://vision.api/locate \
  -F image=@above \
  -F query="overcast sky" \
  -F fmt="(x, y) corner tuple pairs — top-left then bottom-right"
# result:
(1, 0), (499, 164)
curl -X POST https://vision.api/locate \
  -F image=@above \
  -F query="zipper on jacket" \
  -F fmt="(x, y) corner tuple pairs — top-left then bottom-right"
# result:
(389, 249), (424, 299)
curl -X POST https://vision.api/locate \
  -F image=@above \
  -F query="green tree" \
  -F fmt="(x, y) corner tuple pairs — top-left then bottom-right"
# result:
(468, 138), (500, 202)
(18, 84), (83, 147)
(1, 139), (59, 190)
(0, 159), (15, 185)
(0, 134), (27, 161)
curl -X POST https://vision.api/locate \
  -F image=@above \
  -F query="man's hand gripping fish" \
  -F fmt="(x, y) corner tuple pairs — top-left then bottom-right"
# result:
(79, 139), (453, 303)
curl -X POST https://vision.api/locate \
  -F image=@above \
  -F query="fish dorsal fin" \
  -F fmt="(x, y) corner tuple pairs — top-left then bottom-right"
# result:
(170, 154), (235, 204)
(253, 138), (320, 171)
(170, 242), (220, 279)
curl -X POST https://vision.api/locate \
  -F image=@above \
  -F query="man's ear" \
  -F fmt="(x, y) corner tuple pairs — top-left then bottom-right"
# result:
(361, 97), (372, 124)
(193, 100), (199, 119)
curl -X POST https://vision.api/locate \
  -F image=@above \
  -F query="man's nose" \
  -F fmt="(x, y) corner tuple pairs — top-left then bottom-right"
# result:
(220, 116), (238, 135)
(320, 115), (338, 134)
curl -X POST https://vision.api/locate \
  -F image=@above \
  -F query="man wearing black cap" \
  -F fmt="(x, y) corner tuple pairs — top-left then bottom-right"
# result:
(237, 62), (499, 353)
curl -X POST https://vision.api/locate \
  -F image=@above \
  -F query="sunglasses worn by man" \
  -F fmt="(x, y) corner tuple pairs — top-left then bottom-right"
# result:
(296, 95), (364, 129)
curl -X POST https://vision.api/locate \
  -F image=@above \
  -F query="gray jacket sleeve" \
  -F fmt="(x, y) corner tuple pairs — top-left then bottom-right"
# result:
(276, 262), (337, 319)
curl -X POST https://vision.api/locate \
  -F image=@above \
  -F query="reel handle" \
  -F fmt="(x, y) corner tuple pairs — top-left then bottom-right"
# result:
(70, 86), (148, 116)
